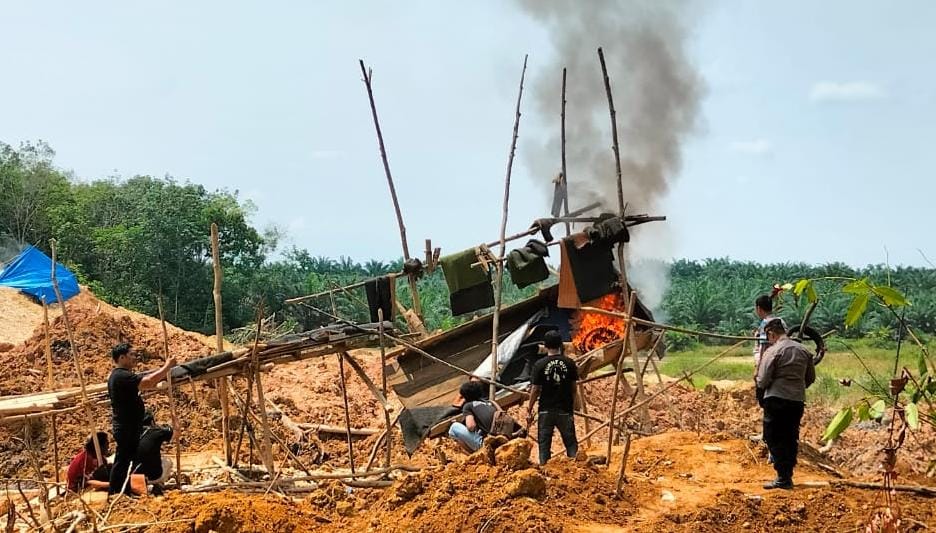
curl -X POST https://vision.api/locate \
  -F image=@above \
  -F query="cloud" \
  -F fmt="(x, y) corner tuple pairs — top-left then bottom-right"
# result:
(809, 81), (885, 103)
(729, 139), (771, 155)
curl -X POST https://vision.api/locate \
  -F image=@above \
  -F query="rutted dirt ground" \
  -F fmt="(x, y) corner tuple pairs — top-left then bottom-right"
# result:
(1, 287), (935, 531)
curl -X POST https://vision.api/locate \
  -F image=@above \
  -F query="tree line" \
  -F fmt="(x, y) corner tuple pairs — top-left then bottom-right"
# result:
(2, 140), (934, 342)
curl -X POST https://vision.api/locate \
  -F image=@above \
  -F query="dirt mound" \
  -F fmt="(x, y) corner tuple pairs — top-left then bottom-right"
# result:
(646, 486), (936, 532)
(0, 288), (229, 477)
(105, 491), (331, 532)
(338, 447), (637, 532)
(0, 286), (63, 346)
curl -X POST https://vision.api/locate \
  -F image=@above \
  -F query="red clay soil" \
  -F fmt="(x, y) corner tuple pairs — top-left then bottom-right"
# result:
(99, 432), (936, 532)
(0, 288), (226, 478)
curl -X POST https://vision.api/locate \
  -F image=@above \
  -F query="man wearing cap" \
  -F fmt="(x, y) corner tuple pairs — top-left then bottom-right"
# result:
(526, 330), (578, 464)
(756, 319), (816, 489)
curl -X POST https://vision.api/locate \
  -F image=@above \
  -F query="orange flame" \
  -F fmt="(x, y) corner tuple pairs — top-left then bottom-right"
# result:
(572, 293), (627, 353)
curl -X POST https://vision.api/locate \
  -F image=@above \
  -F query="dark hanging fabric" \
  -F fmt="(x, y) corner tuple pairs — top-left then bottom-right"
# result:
(584, 214), (630, 245)
(398, 406), (461, 455)
(440, 248), (494, 316)
(561, 234), (618, 304)
(506, 239), (550, 289)
(449, 284), (495, 316)
(364, 275), (396, 323)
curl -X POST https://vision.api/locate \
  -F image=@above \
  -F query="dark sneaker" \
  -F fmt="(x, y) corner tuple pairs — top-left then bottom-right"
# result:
(763, 478), (793, 490)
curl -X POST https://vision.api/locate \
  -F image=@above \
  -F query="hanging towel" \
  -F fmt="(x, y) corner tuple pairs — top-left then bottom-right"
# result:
(506, 239), (550, 289)
(558, 233), (618, 307)
(440, 247), (495, 316)
(364, 274), (396, 323)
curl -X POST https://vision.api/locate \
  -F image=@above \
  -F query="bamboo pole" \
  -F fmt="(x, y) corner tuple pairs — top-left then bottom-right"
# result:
(378, 309), (392, 467)
(41, 297), (61, 493)
(598, 47), (625, 217)
(157, 294), (183, 489)
(490, 54), (528, 401)
(560, 66), (571, 237)
(577, 340), (747, 448)
(614, 431), (632, 496)
(49, 239), (104, 465)
(579, 308), (758, 341)
(210, 223), (233, 465)
(606, 291), (636, 465)
(358, 59), (425, 326)
(41, 298), (55, 391)
(251, 302), (275, 476)
(337, 352), (356, 475)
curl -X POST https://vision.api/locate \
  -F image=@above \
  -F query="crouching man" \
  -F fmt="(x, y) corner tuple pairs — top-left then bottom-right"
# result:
(756, 318), (816, 489)
(447, 381), (494, 452)
(135, 412), (174, 493)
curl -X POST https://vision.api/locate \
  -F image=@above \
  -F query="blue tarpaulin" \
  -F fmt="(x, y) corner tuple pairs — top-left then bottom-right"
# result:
(0, 245), (79, 304)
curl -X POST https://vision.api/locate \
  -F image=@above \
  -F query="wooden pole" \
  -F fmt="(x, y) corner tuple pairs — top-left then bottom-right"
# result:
(577, 383), (593, 449)
(378, 309), (392, 467)
(489, 54), (528, 401)
(49, 239), (104, 464)
(337, 352), (356, 475)
(40, 297), (61, 493)
(605, 290), (637, 465)
(157, 294), (183, 489)
(560, 66), (571, 237)
(251, 301), (275, 475)
(627, 292), (650, 431)
(598, 47), (625, 217)
(210, 223), (233, 465)
(578, 340), (747, 447)
(41, 299), (55, 391)
(358, 59), (425, 326)
(614, 431), (632, 496)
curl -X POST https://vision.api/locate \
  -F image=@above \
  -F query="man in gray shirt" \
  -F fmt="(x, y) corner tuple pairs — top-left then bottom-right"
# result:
(755, 319), (816, 489)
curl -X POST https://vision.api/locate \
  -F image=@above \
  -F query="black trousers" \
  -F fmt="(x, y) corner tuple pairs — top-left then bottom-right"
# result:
(109, 428), (140, 494)
(762, 397), (805, 481)
(537, 411), (577, 465)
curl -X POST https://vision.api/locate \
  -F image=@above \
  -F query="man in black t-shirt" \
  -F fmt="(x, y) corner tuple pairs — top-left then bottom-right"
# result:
(526, 330), (578, 465)
(107, 343), (176, 495)
(448, 381), (495, 452)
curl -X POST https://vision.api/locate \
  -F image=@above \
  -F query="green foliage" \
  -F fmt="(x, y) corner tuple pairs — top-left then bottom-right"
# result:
(822, 406), (853, 442)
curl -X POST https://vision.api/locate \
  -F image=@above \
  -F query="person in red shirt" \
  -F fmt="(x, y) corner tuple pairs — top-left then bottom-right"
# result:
(66, 432), (111, 493)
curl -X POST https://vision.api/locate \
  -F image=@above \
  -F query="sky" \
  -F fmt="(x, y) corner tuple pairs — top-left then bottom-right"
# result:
(2, 1), (934, 268)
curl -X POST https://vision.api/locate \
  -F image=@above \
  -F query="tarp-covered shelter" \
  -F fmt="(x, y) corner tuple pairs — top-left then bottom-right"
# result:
(0, 245), (80, 304)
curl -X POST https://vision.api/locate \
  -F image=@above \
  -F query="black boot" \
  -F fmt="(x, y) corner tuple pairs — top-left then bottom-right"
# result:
(763, 477), (793, 490)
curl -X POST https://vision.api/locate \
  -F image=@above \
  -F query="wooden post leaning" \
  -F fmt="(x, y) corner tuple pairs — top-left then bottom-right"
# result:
(489, 54), (528, 400)
(210, 223), (233, 465)
(49, 239), (104, 465)
(40, 297), (62, 493)
(157, 295), (184, 488)
(358, 59), (426, 328)
(605, 291), (637, 466)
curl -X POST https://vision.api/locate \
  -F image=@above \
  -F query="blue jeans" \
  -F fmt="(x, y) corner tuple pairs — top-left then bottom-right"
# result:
(448, 422), (484, 452)
(537, 411), (577, 465)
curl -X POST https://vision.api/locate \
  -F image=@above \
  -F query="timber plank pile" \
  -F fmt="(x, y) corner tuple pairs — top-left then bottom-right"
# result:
(0, 321), (392, 424)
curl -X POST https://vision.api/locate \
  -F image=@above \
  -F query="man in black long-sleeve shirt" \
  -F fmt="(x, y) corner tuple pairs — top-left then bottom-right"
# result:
(755, 319), (816, 489)
(107, 343), (175, 495)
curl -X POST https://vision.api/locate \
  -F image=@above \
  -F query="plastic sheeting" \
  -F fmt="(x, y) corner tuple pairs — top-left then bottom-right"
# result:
(0, 245), (80, 304)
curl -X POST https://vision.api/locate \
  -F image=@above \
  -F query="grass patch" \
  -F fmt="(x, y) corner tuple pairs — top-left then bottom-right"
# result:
(660, 337), (935, 407)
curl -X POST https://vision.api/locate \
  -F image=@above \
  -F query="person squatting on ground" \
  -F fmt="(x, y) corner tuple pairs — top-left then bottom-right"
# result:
(756, 318), (816, 489)
(448, 381), (497, 452)
(526, 330), (578, 465)
(66, 432), (111, 493)
(107, 343), (176, 495)
(135, 411), (175, 492)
